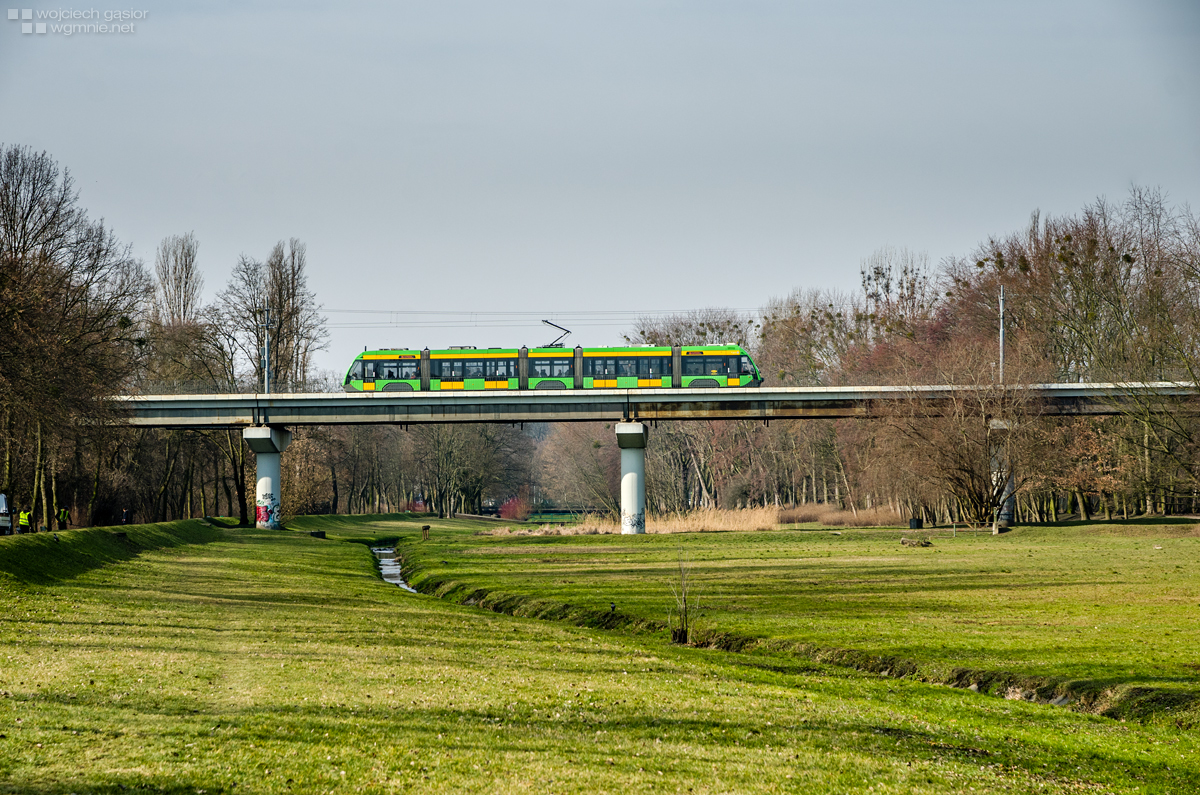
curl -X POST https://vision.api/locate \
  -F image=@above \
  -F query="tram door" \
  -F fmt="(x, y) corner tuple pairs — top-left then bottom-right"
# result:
(363, 360), (377, 391)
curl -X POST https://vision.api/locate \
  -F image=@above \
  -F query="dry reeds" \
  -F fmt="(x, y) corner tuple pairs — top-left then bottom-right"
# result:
(477, 507), (780, 536)
(475, 504), (903, 537)
(778, 504), (902, 528)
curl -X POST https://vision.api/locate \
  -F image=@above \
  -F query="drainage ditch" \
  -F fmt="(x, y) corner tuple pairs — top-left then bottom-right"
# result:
(370, 546), (417, 593)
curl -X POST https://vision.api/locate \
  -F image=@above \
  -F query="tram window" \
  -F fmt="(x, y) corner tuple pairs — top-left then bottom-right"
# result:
(535, 358), (573, 377)
(706, 357), (732, 376)
(486, 359), (516, 379)
(593, 358), (617, 377)
(638, 357), (671, 376)
(350, 360), (363, 380)
(617, 358), (637, 376)
(363, 361), (378, 379)
(740, 356), (753, 375)
(464, 360), (485, 379)
(399, 361), (418, 379)
(684, 357), (734, 376)
(435, 360), (464, 379)
(379, 361), (400, 380)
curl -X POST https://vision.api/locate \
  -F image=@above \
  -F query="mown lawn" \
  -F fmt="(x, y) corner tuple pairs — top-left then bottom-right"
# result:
(0, 516), (1197, 793)
(383, 516), (1200, 721)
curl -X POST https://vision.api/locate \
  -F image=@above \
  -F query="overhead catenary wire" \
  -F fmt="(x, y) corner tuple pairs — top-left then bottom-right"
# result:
(319, 299), (892, 334)
(321, 306), (770, 330)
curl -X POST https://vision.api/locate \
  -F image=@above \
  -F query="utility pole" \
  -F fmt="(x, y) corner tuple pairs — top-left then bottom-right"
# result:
(998, 285), (1005, 384)
(260, 307), (271, 395)
(994, 284), (1015, 533)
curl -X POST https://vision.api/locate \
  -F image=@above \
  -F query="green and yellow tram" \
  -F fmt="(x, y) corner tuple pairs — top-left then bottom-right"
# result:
(344, 345), (762, 392)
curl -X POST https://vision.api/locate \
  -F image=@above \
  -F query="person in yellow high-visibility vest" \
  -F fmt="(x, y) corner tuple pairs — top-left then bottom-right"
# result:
(57, 507), (69, 530)
(17, 509), (31, 533)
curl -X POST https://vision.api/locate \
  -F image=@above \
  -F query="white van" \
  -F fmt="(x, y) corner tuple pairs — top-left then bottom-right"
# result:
(0, 493), (10, 535)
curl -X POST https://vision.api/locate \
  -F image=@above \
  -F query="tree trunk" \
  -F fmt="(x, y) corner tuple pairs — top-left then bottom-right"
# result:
(689, 451), (713, 509)
(330, 463), (339, 514)
(31, 421), (43, 528)
(1075, 489), (1091, 521)
(1144, 422), (1153, 514)
(87, 441), (102, 527)
(836, 458), (856, 518)
(49, 444), (59, 530)
(1, 410), (11, 496)
(221, 457), (233, 520)
(157, 436), (179, 522)
(185, 458), (194, 518)
(222, 430), (249, 525)
(39, 444), (50, 532)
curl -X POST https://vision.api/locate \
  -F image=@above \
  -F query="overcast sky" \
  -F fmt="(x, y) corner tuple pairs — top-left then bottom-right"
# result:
(3, 0), (1198, 375)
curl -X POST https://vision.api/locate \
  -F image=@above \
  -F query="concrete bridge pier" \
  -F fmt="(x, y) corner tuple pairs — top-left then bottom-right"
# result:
(243, 426), (292, 530)
(616, 422), (648, 534)
(988, 419), (1017, 533)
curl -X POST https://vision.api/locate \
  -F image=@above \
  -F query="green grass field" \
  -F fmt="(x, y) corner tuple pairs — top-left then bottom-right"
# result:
(1, 515), (1198, 793)
(393, 517), (1200, 724)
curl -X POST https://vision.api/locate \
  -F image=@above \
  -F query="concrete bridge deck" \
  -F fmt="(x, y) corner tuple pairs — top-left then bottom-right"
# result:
(116, 382), (1197, 428)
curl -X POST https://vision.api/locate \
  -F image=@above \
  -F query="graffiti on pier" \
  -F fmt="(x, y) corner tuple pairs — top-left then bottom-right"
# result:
(256, 492), (280, 528)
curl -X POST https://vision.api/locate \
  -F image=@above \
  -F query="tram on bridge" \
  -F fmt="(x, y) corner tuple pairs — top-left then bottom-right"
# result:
(344, 345), (763, 392)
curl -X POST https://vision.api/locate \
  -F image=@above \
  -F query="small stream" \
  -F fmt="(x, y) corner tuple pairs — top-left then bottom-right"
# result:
(371, 547), (417, 593)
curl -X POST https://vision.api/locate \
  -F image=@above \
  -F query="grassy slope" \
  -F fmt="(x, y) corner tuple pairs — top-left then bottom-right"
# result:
(0, 520), (222, 586)
(0, 516), (1196, 793)
(392, 517), (1200, 722)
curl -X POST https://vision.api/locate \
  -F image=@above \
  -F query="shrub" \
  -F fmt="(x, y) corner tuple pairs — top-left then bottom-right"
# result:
(499, 494), (532, 521)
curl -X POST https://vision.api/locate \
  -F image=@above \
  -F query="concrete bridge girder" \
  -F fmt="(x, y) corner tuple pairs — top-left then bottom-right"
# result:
(118, 383), (1198, 430)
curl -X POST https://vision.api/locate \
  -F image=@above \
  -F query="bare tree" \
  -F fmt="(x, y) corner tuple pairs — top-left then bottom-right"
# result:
(211, 240), (327, 391)
(153, 232), (202, 326)
(0, 144), (150, 525)
(760, 289), (864, 386)
(625, 307), (758, 348)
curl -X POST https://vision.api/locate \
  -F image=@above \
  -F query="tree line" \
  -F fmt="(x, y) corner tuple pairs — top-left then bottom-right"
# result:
(621, 188), (1200, 525)
(0, 145), (534, 528)
(3, 142), (1198, 529)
